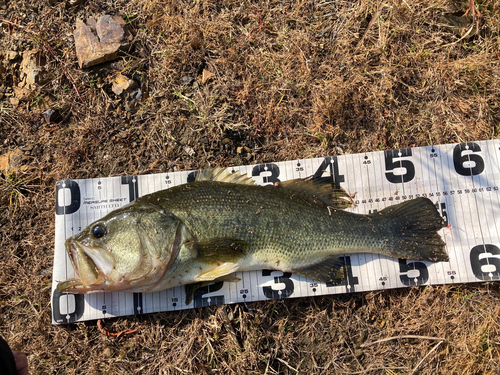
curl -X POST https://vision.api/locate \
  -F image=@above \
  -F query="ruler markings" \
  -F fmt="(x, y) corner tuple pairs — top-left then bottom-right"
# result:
(52, 141), (500, 323)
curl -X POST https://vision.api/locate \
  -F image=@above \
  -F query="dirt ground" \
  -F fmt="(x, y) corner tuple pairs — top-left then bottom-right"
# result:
(1, 0), (500, 373)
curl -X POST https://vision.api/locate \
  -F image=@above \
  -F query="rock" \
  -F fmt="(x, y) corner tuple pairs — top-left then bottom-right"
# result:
(42, 109), (62, 124)
(124, 87), (142, 112)
(0, 148), (29, 175)
(7, 51), (19, 60)
(73, 15), (132, 69)
(68, 0), (85, 6)
(112, 73), (138, 95)
(12, 86), (32, 100)
(19, 50), (46, 88)
(9, 97), (20, 106)
(180, 75), (194, 85)
(184, 146), (195, 157)
(111, 73), (143, 112)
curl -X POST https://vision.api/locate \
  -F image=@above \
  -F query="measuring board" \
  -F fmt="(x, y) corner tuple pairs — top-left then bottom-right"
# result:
(51, 140), (500, 324)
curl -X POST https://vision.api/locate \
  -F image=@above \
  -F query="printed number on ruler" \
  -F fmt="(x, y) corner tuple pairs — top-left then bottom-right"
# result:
(470, 244), (500, 281)
(384, 148), (414, 183)
(453, 142), (485, 176)
(326, 256), (359, 292)
(262, 270), (294, 299)
(193, 282), (225, 308)
(52, 289), (85, 323)
(313, 156), (345, 187)
(252, 163), (281, 184)
(55, 179), (81, 215)
(398, 259), (428, 286)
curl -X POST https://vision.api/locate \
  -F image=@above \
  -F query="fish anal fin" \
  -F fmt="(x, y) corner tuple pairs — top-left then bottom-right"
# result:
(195, 262), (240, 282)
(276, 177), (352, 209)
(293, 256), (345, 284)
(196, 167), (255, 185)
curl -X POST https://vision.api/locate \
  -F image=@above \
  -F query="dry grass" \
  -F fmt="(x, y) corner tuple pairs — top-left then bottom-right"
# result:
(1, 0), (500, 373)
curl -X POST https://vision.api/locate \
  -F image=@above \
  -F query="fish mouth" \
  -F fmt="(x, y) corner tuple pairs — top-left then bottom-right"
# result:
(56, 239), (109, 293)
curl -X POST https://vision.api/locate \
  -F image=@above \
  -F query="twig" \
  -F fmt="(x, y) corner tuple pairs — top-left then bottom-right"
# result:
(494, 47), (500, 61)
(249, 12), (273, 39)
(334, 367), (408, 374)
(340, 333), (365, 371)
(360, 334), (446, 348)
(97, 319), (141, 338)
(357, 2), (386, 49)
(276, 358), (299, 373)
(410, 340), (444, 374)
(0, 18), (84, 103)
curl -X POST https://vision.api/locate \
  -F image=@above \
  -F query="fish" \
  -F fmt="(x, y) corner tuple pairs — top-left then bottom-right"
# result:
(57, 167), (448, 304)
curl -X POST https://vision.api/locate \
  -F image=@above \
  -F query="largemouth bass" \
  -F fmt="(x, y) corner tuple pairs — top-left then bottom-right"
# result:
(57, 167), (448, 303)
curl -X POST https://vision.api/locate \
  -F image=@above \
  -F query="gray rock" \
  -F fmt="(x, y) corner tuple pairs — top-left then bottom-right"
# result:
(43, 109), (62, 124)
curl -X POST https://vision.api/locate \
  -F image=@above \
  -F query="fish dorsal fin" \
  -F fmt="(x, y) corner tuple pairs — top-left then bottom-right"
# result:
(196, 166), (255, 185)
(276, 176), (352, 209)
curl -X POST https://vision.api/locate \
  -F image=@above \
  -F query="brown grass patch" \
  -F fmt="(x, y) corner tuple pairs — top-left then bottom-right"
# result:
(1, 0), (500, 373)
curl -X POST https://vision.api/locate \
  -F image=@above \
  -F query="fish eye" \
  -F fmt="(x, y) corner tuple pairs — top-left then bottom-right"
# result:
(92, 224), (107, 239)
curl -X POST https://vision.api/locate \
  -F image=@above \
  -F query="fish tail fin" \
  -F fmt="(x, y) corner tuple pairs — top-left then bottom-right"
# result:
(377, 197), (448, 262)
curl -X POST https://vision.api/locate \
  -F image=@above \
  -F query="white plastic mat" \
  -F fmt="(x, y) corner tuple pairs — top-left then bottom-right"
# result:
(52, 140), (500, 324)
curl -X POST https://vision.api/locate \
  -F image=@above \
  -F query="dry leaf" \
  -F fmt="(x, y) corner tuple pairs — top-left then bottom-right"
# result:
(200, 69), (214, 84)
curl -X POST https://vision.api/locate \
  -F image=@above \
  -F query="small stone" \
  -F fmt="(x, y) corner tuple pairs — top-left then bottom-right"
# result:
(40, 268), (52, 276)
(7, 51), (19, 60)
(73, 15), (132, 68)
(13, 86), (32, 100)
(128, 87), (142, 101)
(180, 75), (194, 85)
(20, 50), (46, 88)
(184, 146), (195, 156)
(0, 148), (29, 174)
(43, 109), (62, 124)
(112, 73), (138, 95)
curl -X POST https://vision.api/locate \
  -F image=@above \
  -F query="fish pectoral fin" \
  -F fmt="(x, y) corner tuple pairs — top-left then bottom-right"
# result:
(195, 262), (240, 282)
(214, 274), (241, 282)
(195, 238), (247, 263)
(292, 256), (345, 284)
